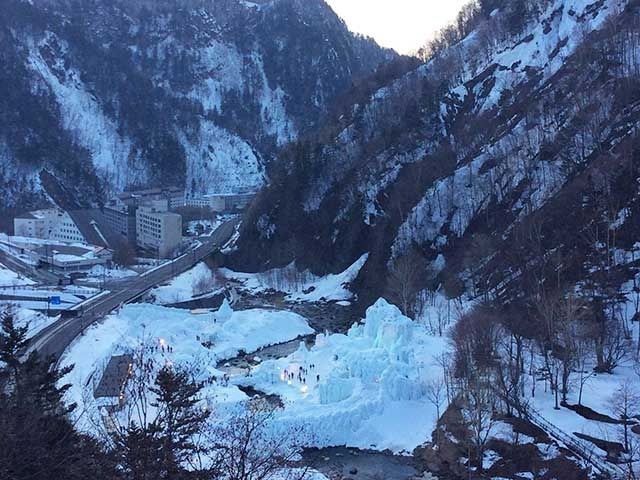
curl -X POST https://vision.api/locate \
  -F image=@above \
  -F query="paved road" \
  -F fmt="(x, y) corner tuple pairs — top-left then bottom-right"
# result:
(23, 219), (239, 361)
(0, 248), (59, 285)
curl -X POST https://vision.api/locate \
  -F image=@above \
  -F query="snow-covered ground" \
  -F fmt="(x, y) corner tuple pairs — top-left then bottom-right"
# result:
(151, 262), (220, 304)
(148, 253), (368, 306)
(518, 277), (640, 468)
(242, 299), (448, 453)
(82, 265), (137, 284)
(0, 285), (99, 311)
(60, 302), (314, 431)
(416, 289), (466, 336)
(528, 361), (639, 451)
(28, 35), (146, 191)
(14, 307), (58, 339)
(525, 320), (640, 466)
(0, 262), (35, 286)
(221, 253), (369, 303)
(480, 420), (561, 474)
(60, 297), (452, 455)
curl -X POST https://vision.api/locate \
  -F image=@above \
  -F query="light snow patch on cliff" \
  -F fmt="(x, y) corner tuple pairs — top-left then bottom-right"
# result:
(252, 53), (298, 145)
(189, 41), (245, 113)
(26, 34), (147, 193)
(180, 119), (265, 196)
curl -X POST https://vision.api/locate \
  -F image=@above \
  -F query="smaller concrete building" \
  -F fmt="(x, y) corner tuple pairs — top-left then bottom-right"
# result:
(13, 212), (46, 238)
(34, 244), (112, 274)
(135, 206), (182, 258)
(165, 187), (186, 210)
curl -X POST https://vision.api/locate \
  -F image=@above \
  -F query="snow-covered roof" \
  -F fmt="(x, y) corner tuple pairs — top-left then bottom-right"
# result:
(14, 212), (38, 220)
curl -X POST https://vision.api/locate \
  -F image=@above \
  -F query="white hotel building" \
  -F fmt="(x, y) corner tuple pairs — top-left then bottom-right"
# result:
(13, 209), (85, 243)
(135, 206), (182, 258)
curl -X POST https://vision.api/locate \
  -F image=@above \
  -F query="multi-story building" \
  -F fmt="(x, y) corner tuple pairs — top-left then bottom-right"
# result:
(13, 211), (47, 238)
(210, 192), (254, 212)
(118, 187), (184, 211)
(185, 192), (255, 212)
(104, 187), (184, 248)
(135, 206), (182, 258)
(14, 209), (85, 243)
(104, 198), (137, 245)
(165, 187), (185, 210)
(184, 197), (210, 208)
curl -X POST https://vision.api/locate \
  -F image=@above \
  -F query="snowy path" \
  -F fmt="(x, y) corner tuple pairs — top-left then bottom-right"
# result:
(522, 406), (626, 479)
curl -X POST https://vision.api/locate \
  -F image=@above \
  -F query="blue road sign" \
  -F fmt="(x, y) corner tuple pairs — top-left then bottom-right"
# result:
(50, 296), (61, 305)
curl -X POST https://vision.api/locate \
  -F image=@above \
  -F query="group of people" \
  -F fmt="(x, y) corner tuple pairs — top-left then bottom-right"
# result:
(141, 342), (174, 354)
(282, 363), (320, 386)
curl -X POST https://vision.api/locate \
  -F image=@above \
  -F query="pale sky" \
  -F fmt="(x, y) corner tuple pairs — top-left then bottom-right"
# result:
(325, 0), (469, 54)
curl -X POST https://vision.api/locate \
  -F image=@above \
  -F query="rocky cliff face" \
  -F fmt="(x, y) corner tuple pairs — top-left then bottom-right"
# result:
(235, 0), (640, 309)
(0, 0), (393, 218)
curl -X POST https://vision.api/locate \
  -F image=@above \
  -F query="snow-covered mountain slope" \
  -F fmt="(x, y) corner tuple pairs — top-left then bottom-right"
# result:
(0, 0), (393, 217)
(234, 0), (640, 308)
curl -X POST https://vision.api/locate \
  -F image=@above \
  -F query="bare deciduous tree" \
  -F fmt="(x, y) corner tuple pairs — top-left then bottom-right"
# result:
(207, 400), (311, 480)
(611, 381), (640, 454)
(575, 337), (595, 406)
(494, 325), (530, 416)
(462, 377), (498, 473)
(425, 377), (447, 445)
(534, 291), (590, 408)
(387, 248), (427, 318)
(113, 240), (137, 267)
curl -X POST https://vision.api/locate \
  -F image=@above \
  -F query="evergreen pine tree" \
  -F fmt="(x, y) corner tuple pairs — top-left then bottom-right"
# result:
(118, 365), (210, 479)
(0, 308), (29, 380)
(0, 308), (117, 480)
(150, 366), (210, 478)
(119, 422), (164, 480)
